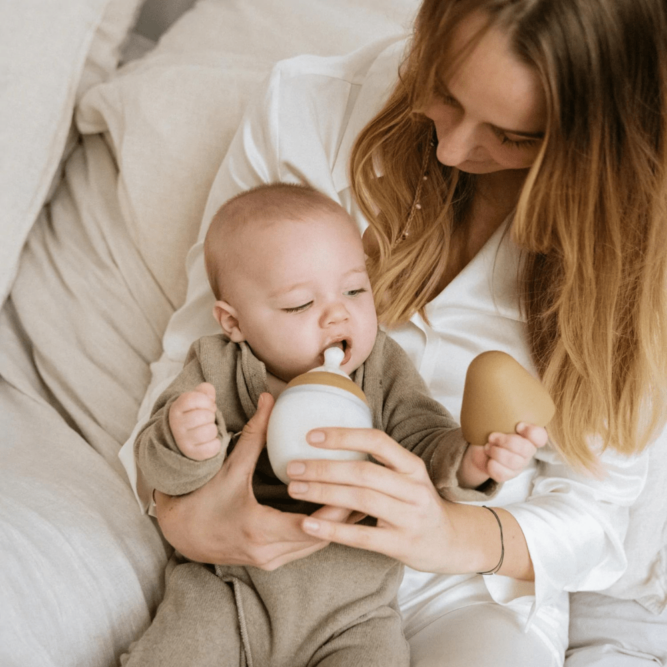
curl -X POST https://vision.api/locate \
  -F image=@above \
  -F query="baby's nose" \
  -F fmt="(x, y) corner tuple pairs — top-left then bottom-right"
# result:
(322, 301), (349, 326)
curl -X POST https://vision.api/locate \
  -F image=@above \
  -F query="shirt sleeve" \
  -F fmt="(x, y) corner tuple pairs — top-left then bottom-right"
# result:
(488, 441), (649, 616)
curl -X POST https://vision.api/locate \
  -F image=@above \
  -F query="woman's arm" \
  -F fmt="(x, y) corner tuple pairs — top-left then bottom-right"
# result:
(154, 394), (355, 569)
(285, 427), (536, 580)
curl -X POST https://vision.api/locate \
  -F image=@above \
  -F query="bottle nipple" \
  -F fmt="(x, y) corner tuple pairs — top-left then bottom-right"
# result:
(323, 346), (345, 371)
(307, 346), (348, 377)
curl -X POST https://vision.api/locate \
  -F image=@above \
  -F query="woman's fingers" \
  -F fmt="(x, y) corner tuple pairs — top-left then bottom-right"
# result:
(287, 457), (425, 504)
(307, 427), (428, 477)
(302, 516), (386, 552)
(240, 505), (330, 569)
(225, 392), (274, 480)
(309, 504), (354, 523)
(288, 479), (410, 521)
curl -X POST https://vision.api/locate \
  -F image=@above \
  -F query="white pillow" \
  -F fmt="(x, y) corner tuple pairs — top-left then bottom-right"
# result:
(0, 0), (143, 309)
(76, 0), (419, 308)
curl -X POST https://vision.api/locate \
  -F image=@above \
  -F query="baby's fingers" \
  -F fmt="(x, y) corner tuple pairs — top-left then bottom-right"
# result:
(487, 432), (536, 460)
(181, 408), (217, 431)
(194, 382), (217, 402)
(515, 423), (549, 448)
(175, 387), (217, 414)
(485, 443), (533, 482)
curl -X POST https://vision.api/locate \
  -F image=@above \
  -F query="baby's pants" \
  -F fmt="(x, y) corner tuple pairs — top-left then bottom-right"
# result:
(121, 543), (408, 667)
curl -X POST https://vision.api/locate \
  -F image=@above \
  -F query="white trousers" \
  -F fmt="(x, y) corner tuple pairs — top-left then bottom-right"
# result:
(407, 602), (559, 667)
(400, 568), (564, 666)
(405, 591), (667, 667)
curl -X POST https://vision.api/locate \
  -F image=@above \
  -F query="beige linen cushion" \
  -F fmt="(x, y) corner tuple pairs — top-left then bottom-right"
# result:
(0, 0), (143, 308)
(76, 0), (419, 308)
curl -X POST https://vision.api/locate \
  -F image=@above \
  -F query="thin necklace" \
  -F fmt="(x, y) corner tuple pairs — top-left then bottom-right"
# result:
(401, 129), (436, 241)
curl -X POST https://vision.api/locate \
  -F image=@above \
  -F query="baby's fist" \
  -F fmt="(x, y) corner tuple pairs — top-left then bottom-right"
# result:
(168, 382), (221, 460)
(482, 423), (548, 483)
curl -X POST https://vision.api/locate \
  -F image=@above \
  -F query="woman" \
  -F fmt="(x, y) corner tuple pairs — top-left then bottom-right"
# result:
(144, 0), (667, 663)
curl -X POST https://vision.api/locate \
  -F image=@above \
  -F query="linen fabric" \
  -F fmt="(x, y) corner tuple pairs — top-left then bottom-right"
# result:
(0, 136), (170, 666)
(0, 0), (143, 307)
(76, 0), (419, 308)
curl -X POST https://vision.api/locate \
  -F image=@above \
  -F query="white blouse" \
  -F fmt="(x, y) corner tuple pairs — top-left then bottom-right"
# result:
(120, 34), (656, 657)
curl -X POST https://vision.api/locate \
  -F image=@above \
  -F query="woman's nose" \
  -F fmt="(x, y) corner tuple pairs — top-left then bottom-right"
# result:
(435, 119), (479, 166)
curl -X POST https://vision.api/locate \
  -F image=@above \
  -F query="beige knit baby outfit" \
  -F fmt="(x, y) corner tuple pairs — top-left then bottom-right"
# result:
(124, 331), (495, 667)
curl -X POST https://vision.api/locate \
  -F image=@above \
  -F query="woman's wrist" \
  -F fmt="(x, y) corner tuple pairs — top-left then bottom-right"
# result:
(439, 502), (535, 581)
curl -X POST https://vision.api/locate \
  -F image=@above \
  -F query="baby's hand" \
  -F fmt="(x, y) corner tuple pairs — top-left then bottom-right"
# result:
(459, 423), (548, 488)
(168, 382), (221, 461)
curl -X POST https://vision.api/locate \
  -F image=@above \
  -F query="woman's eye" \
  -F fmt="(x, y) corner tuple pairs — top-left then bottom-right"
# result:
(492, 126), (540, 149)
(344, 288), (367, 297)
(282, 301), (312, 313)
(434, 86), (458, 107)
(500, 135), (539, 149)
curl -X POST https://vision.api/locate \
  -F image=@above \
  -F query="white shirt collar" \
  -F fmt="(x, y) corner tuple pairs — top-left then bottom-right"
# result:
(332, 36), (409, 192)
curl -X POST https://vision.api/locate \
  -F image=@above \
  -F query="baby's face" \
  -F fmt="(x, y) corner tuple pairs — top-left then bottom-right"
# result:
(226, 210), (378, 382)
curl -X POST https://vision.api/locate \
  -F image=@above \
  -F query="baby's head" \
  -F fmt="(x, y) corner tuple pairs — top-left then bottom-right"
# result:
(204, 183), (378, 382)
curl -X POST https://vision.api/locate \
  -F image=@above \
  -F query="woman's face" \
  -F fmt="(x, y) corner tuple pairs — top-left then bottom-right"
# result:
(424, 16), (547, 175)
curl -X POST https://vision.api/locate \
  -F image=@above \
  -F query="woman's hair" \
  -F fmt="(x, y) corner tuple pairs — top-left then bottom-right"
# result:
(350, 0), (667, 468)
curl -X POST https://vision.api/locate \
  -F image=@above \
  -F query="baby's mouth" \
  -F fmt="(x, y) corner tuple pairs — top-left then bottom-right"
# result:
(323, 339), (351, 366)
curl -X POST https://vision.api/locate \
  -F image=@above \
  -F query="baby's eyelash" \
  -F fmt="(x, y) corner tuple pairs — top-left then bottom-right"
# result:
(345, 288), (367, 297)
(283, 301), (312, 313)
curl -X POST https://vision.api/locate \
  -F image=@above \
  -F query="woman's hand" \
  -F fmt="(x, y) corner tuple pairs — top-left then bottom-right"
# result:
(285, 427), (535, 579)
(155, 393), (355, 570)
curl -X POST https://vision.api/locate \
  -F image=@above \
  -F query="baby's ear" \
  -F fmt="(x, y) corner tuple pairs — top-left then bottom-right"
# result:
(213, 300), (245, 342)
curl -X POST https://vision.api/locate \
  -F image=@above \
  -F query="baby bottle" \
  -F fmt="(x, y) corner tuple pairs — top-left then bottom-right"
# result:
(266, 347), (371, 484)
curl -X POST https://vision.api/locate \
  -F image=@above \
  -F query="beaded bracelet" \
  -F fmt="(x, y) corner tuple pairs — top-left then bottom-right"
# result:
(477, 506), (505, 575)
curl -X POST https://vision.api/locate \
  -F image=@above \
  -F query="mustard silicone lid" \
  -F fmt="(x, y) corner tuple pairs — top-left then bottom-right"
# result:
(284, 347), (369, 405)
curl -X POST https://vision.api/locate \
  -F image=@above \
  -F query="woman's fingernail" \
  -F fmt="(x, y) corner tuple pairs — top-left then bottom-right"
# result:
(516, 422), (526, 433)
(308, 430), (325, 443)
(258, 394), (265, 408)
(287, 461), (306, 476)
(290, 482), (309, 494)
(303, 519), (320, 532)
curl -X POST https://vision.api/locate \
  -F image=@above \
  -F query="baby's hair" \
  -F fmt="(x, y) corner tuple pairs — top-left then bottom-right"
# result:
(204, 183), (349, 300)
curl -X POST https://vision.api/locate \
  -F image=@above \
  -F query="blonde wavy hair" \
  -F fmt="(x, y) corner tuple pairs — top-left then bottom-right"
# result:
(351, 0), (667, 468)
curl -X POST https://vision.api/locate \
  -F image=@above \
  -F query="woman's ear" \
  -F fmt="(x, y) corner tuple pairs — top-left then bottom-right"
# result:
(213, 300), (245, 342)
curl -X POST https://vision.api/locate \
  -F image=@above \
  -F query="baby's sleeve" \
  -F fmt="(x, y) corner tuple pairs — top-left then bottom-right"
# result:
(372, 333), (499, 501)
(134, 340), (230, 496)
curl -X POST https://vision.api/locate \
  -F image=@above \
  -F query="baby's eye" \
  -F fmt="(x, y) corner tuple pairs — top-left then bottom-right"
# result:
(282, 301), (312, 313)
(344, 288), (367, 297)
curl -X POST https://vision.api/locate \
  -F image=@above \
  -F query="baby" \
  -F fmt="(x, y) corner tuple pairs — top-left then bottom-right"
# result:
(128, 183), (544, 667)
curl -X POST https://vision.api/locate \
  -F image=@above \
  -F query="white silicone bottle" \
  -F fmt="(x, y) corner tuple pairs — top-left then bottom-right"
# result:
(266, 347), (371, 484)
